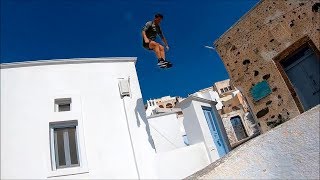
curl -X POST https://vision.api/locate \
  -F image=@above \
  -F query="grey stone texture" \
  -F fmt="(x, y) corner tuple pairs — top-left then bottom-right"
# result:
(186, 105), (320, 179)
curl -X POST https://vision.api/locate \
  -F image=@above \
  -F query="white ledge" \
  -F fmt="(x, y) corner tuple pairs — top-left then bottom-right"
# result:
(176, 95), (217, 108)
(1, 57), (137, 69)
(147, 111), (178, 119)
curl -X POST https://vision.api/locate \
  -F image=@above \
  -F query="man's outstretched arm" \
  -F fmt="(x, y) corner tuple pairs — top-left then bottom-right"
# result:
(161, 37), (169, 49)
(159, 28), (169, 50)
(142, 31), (150, 43)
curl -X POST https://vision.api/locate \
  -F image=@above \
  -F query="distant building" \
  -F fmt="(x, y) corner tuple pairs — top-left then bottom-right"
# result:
(213, 79), (260, 147)
(145, 96), (184, 117)
(146, 79), (260, 150)
(145, 94), (232, 164)
(194, 80), (260, 148)
(214, 0), (320, 132)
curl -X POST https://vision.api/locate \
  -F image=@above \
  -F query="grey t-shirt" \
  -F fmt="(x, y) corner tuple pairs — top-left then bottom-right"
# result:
(142, 21), (164, 41)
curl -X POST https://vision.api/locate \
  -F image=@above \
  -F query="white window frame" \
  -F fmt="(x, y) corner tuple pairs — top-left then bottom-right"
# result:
(48, 94), (88, 178)
(48, 119), (88, 178)
(50, 120), (80, 170)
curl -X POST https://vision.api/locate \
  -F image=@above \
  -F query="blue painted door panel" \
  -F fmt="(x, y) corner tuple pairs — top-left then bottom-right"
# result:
(202, 107), (227, 157)
(284, 47), (319, 111)
(230, 116), (248, 141)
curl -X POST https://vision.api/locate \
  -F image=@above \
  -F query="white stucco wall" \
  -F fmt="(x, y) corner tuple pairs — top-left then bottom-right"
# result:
(178, 96), (231, 163)
(155, 143), (210, 179)
(148, 112), (186, 153)
(0, 58), (156, 179)
(195, 90), (223, 110)
(179, 102), (205, 146)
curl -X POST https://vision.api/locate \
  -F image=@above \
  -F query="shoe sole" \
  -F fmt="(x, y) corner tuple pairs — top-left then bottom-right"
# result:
(157, 61), (169, 66)
(160, 63), (172, 68)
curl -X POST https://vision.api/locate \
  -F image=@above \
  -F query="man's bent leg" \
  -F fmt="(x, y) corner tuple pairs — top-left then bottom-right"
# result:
(149, 41), (162, 59)
(159, 45), (166, 60)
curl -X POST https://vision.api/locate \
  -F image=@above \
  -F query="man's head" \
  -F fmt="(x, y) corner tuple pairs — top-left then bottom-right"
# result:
(154, 13), (163, 25)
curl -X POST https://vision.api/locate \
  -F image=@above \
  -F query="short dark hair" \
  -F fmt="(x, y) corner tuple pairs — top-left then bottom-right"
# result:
(155, 13), (163, 19)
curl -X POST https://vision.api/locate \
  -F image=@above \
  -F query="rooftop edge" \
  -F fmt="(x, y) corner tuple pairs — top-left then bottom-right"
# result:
(0, 57), (137, 69)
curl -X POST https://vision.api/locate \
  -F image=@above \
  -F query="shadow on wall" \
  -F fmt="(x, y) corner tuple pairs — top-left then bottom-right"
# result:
(135, 98), (156, 149)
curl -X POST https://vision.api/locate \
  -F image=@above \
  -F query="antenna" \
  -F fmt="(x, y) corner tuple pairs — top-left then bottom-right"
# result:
(204, 45), (215, 50)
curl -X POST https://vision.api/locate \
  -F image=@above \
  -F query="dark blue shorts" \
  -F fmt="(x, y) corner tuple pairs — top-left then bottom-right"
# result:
(142, 40), (153, 50)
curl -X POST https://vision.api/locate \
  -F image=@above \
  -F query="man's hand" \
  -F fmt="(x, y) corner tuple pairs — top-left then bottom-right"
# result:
(166, 45), (169, 51)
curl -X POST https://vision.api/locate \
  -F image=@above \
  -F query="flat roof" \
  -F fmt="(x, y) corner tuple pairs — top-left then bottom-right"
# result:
(0, 57), (137, 69)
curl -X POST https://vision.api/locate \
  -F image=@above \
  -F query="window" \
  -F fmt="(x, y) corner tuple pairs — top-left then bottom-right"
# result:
(55, 98), (71, 112)
(220, 88), (225, 93)
(166, 103), (173, 108)
(50, 120), (79, 170)
(232, 106), (240, 111)
(224, 87), (229, 92)
(228, 86), (232, 91)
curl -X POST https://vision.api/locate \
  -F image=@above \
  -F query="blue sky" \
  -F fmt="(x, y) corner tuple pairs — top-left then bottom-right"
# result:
(1, 0), (259, 101)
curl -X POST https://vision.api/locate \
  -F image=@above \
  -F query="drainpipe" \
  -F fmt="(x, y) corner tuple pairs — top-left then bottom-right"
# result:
(119, 78), (141, 179)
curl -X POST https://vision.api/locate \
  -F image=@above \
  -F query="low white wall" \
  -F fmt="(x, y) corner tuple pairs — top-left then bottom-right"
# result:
(148, 113), (186, 153)
(155, 143), (210, 179)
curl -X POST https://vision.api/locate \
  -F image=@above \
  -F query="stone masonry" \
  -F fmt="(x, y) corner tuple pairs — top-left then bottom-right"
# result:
(214, 0), (320, 132)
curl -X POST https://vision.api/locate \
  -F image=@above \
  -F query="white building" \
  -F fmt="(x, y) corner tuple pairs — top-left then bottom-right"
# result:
(145, 82), (260, 166)
(1, 57), (218, 180)
(176, 95), (232, 162)
(0, 58), (156, 179)
(145, 88), (233, 162)
(145, 96), (183, 117)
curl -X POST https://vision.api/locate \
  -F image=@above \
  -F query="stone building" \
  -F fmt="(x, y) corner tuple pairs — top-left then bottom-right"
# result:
(213, 80), (260, 147)
(214, 0), (320, 132)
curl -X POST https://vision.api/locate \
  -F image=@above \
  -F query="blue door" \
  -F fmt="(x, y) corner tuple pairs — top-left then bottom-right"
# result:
(282, 46), (320, 111)
(202, 107), (227, 157)
(230, 116), (248, 141)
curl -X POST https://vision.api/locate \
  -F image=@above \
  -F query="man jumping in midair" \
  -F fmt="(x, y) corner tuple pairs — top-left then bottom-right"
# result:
(142, 13), (171, 68)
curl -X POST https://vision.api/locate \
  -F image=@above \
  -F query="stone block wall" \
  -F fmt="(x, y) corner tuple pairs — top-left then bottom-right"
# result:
(214, 0), (320, 132)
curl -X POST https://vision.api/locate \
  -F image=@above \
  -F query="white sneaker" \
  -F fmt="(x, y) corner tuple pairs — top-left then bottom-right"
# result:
(157, 60), (168, 66)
